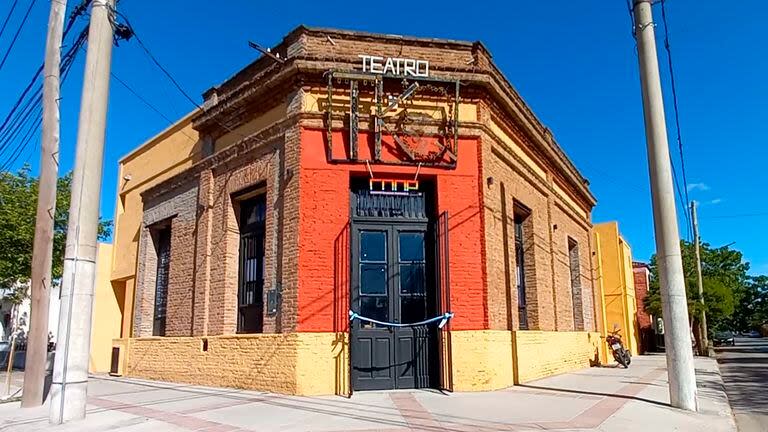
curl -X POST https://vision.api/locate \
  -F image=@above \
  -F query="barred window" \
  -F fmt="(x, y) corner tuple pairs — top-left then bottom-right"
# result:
(152, 226), (171, 336)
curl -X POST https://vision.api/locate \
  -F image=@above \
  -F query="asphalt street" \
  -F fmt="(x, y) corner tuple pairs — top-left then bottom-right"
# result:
(716, 336), (768, 432)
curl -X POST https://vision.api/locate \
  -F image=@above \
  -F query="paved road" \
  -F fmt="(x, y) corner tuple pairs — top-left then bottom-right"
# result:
(716, 337), (768, 432)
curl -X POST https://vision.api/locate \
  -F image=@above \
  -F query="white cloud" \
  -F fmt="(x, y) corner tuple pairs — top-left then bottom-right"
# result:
(687, 183), (710, 192)
(707, 198), (722, 205)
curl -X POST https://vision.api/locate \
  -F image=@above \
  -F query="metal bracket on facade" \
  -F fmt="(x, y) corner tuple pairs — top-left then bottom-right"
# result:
(324, 70), (461, 168)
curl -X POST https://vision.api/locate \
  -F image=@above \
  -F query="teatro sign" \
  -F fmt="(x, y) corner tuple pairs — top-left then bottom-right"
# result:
(358, 54), (429, 78)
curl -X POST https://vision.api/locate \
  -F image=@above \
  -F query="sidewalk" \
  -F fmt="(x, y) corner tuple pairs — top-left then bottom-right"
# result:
(0, 354), (736, 432)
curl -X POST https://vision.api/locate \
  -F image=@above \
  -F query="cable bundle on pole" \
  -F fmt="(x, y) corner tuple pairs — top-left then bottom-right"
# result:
(0, 1), (91, 172)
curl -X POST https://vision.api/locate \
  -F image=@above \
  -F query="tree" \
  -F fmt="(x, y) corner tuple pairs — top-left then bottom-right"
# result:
(0, 166), (112, 292)
(731, 275), (768, 331)
(645, 240), (747, 333)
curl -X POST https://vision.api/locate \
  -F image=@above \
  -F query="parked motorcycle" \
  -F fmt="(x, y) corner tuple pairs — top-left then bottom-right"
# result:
(606, 326), (631, 368)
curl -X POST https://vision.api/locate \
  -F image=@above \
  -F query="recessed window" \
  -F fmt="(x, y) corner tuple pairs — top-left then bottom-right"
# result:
(513, 203), (530, 330)
(152, 225), (171, 337)
(237, 192), (266, 334)
(569, 237), (584, 331)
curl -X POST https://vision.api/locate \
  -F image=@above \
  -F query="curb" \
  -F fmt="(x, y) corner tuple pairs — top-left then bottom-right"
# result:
(699, 357), (738, 432)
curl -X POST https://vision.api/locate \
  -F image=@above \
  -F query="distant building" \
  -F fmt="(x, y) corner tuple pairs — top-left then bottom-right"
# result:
(101, 26), (606, 395)
(0, 249), (111, 372)
(593, 222), (640, 362)
(632, 261), (655, 353)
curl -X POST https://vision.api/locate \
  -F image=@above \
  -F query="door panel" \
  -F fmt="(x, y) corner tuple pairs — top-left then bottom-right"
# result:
(351, 224), (436, 391)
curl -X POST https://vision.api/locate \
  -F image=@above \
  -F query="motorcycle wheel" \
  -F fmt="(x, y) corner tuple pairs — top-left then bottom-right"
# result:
(623, 351), (631, 368)
(613, 349), (628, 368)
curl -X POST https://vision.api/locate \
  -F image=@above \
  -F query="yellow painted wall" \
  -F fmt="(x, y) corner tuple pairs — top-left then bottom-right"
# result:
(450, 330), (514, 391)
(514, 331), (602, 383)
(115, 329), (602, 395)
(214, 103), (288, 152)
(592, 231), (609, 364)
(90, 243), (120, 373)
(111, 112), (200, 282)
(594, 222), (639, 356)
(116, 333), (348, 396)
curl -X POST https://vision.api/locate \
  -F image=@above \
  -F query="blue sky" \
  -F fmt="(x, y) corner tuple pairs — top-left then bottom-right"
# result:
(1, 1), (766, 274)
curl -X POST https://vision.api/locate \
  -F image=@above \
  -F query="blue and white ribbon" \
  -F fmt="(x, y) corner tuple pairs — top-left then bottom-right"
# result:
(349, 310), (454, 329)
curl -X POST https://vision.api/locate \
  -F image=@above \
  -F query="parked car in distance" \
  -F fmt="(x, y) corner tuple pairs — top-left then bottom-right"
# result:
(713, 331), (735, 346)
(748, 330), (762, 338)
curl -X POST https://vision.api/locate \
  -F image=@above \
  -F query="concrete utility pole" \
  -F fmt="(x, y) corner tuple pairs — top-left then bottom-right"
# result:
(691, 201), (709, 356)
(21, 0), (68, 408)
(631, 0), (698, 411)
(49, 0), (114, 423)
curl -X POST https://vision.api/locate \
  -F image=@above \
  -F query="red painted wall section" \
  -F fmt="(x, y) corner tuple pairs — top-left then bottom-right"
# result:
(297, 128), (486, 332)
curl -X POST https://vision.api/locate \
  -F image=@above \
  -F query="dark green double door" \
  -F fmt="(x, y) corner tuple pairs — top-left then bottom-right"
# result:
(350, 223), (437, 391)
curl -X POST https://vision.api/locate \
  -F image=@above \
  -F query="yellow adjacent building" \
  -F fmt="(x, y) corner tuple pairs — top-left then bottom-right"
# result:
(593, 222), (641, 363)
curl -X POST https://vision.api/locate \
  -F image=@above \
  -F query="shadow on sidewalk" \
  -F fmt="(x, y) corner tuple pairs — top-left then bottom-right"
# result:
(517, 384), (671, 408)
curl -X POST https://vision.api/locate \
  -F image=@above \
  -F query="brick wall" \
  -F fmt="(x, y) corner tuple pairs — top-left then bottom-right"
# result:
(480, 120), (596, 333)
(450, 330), (514, 391)
(118, 332), (345, 395)
(297, 128), (486, 332)
(134, 182), (199, 337)
(633, 266), (652, 329)
(633, 264), (653, 354)
(513, 330), (602, 383)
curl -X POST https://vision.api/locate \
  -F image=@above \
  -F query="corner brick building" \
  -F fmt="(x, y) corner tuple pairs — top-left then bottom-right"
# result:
(109, 26), (604, 395)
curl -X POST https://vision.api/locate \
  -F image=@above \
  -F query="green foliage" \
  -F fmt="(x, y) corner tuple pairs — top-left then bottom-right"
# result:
(0, 166), (112, 294)
(731, 275), (768, 331)
(645, 240), (747, 331)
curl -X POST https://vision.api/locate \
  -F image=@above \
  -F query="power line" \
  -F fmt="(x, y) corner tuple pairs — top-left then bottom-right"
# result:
(110, 71), (197, 143)
(627, 0), (692, 241)
(0, 0), (20, 42)
(0, 26), (88, 171)
(660, 0), (693, 238)
(0, 0), (38, 71)
(106, 5), (254, 139)
(0, 1), (90, 168)
(700, 212), (768, 220)
(105, 5), (201, 110)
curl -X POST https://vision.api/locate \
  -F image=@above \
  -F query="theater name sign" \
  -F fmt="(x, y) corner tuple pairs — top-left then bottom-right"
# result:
(358, 54), (430, 77)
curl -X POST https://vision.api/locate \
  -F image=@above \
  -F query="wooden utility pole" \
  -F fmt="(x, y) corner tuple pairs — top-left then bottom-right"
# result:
(21, 0), (68, 408)
(49, 0), (114, 424)
(631, 0), (697, 411)
(691, 201), (709, 356)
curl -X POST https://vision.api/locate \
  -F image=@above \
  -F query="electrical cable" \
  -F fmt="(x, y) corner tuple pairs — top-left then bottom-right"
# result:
(0, 0), (38, 71)
(0, 0), (20, 42)
(0, 2), (91, 169)
(105, 5), (254, 139)
(628, 0), (692, 241)
(104, 5), (201, 109)
(700, 212), (768, 220)
(110, 71), (198, 143)
(0, 26), (87, 171)
(660, 0), (693, 240)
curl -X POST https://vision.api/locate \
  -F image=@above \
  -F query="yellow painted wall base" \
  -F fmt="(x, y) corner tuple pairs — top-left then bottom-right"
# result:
(450, 330), (515, 391)
(90, 243), (120, 373)
(114, 330), (601, 395)
(115, 332), (349, 396)
(514, 331), (602, 383)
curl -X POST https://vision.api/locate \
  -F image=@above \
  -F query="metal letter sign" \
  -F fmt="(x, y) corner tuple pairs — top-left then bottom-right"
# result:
(359, 55), (429, 78)
(369, 178), (420, 196)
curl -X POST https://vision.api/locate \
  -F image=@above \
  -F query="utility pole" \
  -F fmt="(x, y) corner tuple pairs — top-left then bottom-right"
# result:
(691, 201), (709, 356)
(631, 0), (697, 411)
(21, 0), (68, 408)
(49, 0), (114, 423)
